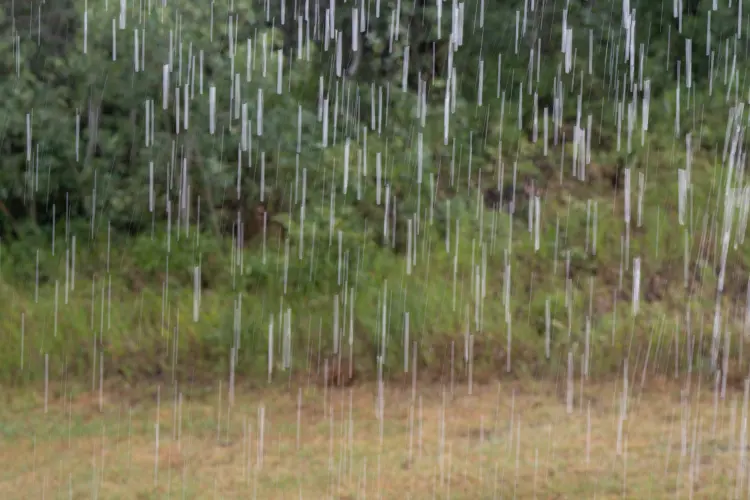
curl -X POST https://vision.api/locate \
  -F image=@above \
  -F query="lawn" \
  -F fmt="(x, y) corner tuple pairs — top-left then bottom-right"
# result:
(0, 376), (745, 498)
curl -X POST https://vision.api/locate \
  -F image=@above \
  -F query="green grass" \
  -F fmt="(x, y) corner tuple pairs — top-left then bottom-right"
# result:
(0, 48), (748, 390)
(0, 110), (748, 389)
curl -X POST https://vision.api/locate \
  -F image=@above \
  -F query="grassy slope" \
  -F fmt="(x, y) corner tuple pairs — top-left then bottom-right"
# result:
(1, 101), (748, 389)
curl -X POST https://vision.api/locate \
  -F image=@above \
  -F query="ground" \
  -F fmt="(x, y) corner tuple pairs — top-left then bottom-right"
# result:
(0, 376), (745, 499)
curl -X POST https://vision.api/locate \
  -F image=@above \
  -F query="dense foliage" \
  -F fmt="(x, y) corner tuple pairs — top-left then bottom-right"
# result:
(0, 0), (727, 241)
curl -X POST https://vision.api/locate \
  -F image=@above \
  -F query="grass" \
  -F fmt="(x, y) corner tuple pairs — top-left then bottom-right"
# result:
(1, 1), (749, 388)
(0, 376), (747, 498)
(1, 114), (749, 388)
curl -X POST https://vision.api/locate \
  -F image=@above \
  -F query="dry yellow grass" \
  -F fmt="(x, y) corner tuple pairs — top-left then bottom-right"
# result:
(0, 376), (746, 499)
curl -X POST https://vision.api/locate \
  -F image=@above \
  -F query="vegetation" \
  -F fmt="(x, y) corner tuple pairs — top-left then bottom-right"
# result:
(0, 380), (743, 498)
(0, 0), (748, 390)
